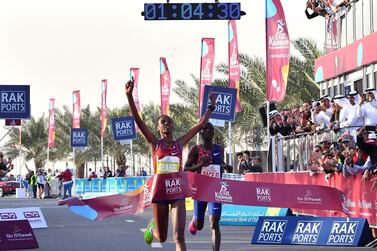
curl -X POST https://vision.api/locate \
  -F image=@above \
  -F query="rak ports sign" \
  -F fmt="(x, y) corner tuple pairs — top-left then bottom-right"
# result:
(252, 216), (373, 247)
(0, 85), (30, 119)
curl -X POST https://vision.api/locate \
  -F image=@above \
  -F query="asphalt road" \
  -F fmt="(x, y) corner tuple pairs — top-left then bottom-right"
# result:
(0, 197), (373, 251)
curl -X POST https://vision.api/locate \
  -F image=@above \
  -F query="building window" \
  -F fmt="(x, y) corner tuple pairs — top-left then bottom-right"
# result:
(363, 0), (371, 36)
(340, 83), (344, 94)
(355, 0), (363, 39)
(374, 71), (377, 88)
(354, 79), (363, 93)
(346, 7), (355, 44)
(373, 0), (377, 32)
(340, 16), (347, 47)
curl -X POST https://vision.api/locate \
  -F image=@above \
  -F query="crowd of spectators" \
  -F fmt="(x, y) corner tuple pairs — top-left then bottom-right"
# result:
(237, 150), (263, 175)
(269, 89), (377, 137)
(269, 88), (377, 188)
(305, 0), (353, 20)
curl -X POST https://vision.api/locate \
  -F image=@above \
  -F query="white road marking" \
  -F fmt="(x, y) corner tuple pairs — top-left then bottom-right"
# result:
(151, 243), (162, 248)
(126, 220), (135, 223)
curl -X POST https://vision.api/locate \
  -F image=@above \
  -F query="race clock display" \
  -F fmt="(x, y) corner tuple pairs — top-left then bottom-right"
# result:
(142, 3), (245, 20)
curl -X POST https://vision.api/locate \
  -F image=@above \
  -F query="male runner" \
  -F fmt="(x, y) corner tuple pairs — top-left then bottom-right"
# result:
(184, 122), (232, 251)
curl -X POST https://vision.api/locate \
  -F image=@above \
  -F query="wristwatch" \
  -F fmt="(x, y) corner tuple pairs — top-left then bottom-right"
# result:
(207, 104), (216, 111)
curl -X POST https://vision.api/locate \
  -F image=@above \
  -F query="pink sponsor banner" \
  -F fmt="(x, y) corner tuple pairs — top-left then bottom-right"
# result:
(245, 172), (377, 225)
(72, 90), (80, 129)
(100, 79), (107, 137)
(315, 31), (377, 82)
(47, 98), (55, 148)
(160, 57), (171, 115)
(199, 38), (215, 115)
(266, 0), (290, 102)
(228, 20), (241, 112)
(0, 220), (39, 249)
(61, 172), (346, 221)
(187, 172), (345, 212)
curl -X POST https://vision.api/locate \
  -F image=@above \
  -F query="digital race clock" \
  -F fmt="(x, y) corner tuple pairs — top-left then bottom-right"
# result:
(142, 3), (245, 21)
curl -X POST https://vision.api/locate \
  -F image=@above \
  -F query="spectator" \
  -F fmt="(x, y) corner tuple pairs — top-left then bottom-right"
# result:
(356, 128), (377, 180)
(343, 91), (364, 135)
(237, 152), (249, 175)
(319, 94), (333, 117)
(141, 168), (147, 176)
(56, 166), (73, 199)
(88, 168), (97, 181)
(30, 171), (37, 198)
(115, 164), (126, 177)
(103, 167), (113, 179)
(243, 151), (252, 167)
(36, 169), (46, 199)
(308, 145), (323, 175)
(250, 156), (263, 173)
(357, 88), (377, 126)
(0, 153), (13, 177)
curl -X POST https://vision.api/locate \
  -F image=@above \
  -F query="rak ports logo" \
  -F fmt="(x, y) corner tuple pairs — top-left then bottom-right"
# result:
(165, 178), (182, 195)
(256, 187), (271, 202)
(215, 181), (233, 203)
(0, 212), (17, 220)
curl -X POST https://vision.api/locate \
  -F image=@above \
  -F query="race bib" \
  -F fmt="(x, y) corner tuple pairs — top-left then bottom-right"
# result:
(201, 164), (221, 178)
(156, 156), (180, 174)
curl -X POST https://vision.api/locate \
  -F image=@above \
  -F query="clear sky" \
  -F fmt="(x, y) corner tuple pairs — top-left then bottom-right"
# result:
(0, 0), (325, 121)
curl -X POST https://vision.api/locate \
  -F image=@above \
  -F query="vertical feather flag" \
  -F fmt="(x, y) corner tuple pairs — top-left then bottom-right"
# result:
(72, 90), (81, 129)
(100, 80), (107, 137)
(228, 20), (241, 112)
(47, 99), (55, 148)
(160, 58), (171, 116)
(266, 0), (290, 102)
(199, 38), (215, 115)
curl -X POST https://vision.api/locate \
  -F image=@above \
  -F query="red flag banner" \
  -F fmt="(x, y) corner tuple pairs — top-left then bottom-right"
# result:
(100, 79), (107, 137)
(228, 20), (241, 112)
(266, 0), (290, 102)
(60, 172), (346, 221)
(160, 57), (171, 115)
(47, 98), (55, 148)
(130, 68), (141, 115)
(72, 90), (80, 129)
(199, 38), (215, 115)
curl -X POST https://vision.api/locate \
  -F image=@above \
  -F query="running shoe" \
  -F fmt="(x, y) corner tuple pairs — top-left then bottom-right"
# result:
(144, 220), (155, 245)
(188, 217), (197, 235)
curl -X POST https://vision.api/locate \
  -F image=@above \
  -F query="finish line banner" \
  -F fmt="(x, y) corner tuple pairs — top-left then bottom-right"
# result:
(60, 172), (347, 221)
(252, 216), (373, 247)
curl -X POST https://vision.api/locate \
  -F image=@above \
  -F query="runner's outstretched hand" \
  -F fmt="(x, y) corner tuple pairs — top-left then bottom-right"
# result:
(125, 80), (134, 97)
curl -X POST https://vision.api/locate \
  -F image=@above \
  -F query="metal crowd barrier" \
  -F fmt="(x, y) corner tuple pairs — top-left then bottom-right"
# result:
(74, 176), (149, 195)
(272, 126), (363, 172)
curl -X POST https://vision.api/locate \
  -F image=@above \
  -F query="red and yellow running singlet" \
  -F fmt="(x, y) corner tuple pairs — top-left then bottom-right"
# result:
(152, 140), (182, 174)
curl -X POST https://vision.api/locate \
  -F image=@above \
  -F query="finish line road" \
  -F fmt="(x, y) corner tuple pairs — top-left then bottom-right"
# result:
(0, 198), (372, 251)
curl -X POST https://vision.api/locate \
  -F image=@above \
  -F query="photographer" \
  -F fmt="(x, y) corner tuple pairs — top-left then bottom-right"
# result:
(356, 127), (377, 180)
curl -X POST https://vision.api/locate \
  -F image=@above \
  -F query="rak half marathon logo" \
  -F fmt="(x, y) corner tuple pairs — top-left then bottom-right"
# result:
(215, 181), (233, 203)
(143, 183), (151, 205)
(268, 19), (289, 49)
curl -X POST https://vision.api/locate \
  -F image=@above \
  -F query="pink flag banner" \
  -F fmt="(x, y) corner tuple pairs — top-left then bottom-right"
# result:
(159, 57), (171, 115)
(130, 68), (141, 115)
(60, 172), (346, 221)
(228, 20), (241, 112)
(100, 79), (107, 137)
(72, 90), (81, 129)
(199, 38), (215, 114)
(47, 99), (55, 148)
(266, 0), (290, 102)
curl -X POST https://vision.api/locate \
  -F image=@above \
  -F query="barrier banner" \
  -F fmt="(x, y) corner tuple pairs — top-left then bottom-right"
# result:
(0, 207), (47, 229)
(188, 172), (346, 212)
(0, 220), (38, 250)
(219, 206), (291, 226)
(252, 216), (373, 247)
(62, 172), (346, 221)
(245, 172), (377, 225)
(59, 187), (145, 221)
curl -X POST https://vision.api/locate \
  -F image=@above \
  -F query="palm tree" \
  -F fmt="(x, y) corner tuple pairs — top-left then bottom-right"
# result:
(3, 116), (48, 170)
